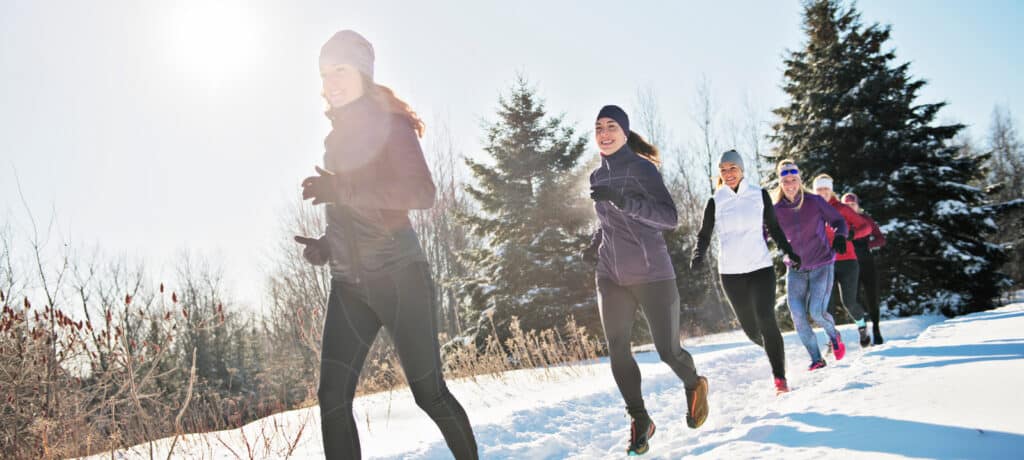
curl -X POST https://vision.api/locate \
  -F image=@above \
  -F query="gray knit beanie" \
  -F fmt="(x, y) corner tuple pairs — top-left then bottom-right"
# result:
(719, 149), (744, 171)
(319, 30), (375, 80)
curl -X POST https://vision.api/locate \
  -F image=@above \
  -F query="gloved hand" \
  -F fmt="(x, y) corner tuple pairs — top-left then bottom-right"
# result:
(690, 253), (706, 270)
(302, 166), (340, 205)
(787, 251), (802, 270)
(832, 234), (847, 255)
(590, 185), (626, 209)
(294, 235), (330, 266)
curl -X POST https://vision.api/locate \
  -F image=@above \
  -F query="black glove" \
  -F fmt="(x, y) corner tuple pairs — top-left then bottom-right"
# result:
(787, 252), (802, 270)
(832, 234), (847, 255)
(690, 253), (706, 270)
(301, 166), (339, 206)
(294, 235), (330, 266)
(590, 185), (626, 209)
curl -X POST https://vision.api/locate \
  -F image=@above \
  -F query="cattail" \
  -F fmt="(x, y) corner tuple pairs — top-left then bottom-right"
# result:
(163, 312), (171, 321)
(182, 308), (188, 319)
(0, 288), (4, 302)
(159, 283), (164, 294)
(125, 294), (132, 305)
(171, 292), (178, 303)
(105, 309), (112, 324)
(86, 321), (93, 331)
(24, 297), (30, 309)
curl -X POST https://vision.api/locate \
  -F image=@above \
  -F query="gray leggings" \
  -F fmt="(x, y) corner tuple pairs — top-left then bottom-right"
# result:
(597, 277), (699, 413)
(318, 262), (478, 459)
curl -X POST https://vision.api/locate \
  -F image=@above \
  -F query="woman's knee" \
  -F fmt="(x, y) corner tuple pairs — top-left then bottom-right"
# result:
(317, 384), (353, 421)
(410, 377), (451, 413)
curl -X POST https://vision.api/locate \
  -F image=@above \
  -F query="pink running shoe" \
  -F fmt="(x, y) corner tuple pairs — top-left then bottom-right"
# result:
(808, 360), (827, 371)
(830, 333), (846, 361)
(774, 377), (790, 395)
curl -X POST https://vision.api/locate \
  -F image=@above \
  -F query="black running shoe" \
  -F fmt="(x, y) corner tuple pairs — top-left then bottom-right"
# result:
(859, 326), (871, 348)
(627, 415), (656, 456)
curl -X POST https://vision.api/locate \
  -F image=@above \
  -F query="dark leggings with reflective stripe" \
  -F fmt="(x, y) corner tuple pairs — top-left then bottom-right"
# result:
(830, 259), (868, 322)
(720, 266), (786, 380)
(598, 277), (699, 414)
(318, 262), (478, 460)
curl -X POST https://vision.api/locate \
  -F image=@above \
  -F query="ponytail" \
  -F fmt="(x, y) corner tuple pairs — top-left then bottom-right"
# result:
(321, 78), (426, 138)
(370, 80), (425, 138)
(627, 131), (661, 167)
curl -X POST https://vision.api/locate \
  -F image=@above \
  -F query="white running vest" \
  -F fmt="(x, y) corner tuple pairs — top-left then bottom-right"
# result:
(714, 181), (773, 275)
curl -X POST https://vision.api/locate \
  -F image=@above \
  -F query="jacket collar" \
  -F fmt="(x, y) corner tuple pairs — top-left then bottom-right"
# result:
(718, 178), (752, 197)
(777, 191), (803, 209)
(600, 144), (637, 168)
(326, 93), (379, 127)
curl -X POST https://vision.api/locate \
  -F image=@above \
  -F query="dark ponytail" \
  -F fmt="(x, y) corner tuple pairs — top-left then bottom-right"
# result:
(627, 131), (661, 167)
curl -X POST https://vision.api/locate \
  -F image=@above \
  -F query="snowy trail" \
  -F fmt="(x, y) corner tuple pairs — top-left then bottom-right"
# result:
(85, 303), (1024, 459)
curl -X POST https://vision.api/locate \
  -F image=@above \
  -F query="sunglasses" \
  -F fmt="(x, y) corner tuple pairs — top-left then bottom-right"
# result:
(780, 168), (800, 177)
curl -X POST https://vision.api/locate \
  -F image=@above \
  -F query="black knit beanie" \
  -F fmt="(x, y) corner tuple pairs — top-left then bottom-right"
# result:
(597, 105), (629, 134)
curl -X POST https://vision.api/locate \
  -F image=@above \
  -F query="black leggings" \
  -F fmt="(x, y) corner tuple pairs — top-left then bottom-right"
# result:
(597, 277), (698, 413)
(720, 267), (786, 380)
(830, 259), (867, 323)
(857, 251), (882, 326)
(318, 262), (478, 460)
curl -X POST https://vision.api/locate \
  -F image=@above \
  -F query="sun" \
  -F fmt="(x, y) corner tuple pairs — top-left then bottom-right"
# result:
(165, 2), (264, 85)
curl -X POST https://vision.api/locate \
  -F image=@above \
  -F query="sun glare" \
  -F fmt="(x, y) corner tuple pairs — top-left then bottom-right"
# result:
(166, 2), (264, 85)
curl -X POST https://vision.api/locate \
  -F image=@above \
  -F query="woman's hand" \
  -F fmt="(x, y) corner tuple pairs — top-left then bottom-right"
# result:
(590, 185), (625, 208)
(302, 166), (339, 205)
(294, 235), (330, 266)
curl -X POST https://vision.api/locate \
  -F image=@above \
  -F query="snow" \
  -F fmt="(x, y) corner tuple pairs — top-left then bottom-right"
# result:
(934, 199), (969, 217)
(82, 298), (1024, 459)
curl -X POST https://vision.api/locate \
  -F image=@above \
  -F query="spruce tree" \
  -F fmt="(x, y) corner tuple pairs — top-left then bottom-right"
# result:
(456, 76), (598, 347)
(769, 0), (1008, 315)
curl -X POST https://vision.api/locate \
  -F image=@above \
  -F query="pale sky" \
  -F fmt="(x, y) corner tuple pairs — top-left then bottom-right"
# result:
(2, 0), (1021, 309)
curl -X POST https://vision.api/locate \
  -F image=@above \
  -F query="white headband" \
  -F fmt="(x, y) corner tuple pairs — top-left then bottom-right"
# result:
(813, 177), (833, 190)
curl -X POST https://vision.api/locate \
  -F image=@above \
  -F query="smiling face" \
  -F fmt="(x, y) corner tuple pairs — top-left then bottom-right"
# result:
(778, 164), (802, 200)
(719, 161), (743, 189)
(595, 117), (628, 155)
(320, 63), (365, 108)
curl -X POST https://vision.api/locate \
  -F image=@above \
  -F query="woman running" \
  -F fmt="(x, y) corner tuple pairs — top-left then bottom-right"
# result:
(588, 105), (709, 456)
(295, 30), (478, 459)
(692, 149), (802, 394)
(812, 174), (873, 347)
(842, 192), (887, 344)
(772, 160), (849, 370)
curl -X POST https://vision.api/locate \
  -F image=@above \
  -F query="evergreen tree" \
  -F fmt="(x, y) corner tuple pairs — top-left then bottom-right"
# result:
(986, 106), (1024, 286)
(769, 0), (1008, 315)
(456, 76), (598, 347)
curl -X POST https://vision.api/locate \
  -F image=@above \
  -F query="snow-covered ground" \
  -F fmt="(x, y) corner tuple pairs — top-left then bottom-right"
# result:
(86, 299), (1024, 459)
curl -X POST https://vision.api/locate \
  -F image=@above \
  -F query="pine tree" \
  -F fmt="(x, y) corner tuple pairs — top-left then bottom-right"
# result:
(456, 76), (598, 347)
(769, 0), (1008, 315)
(986, 107), (1024, 286)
